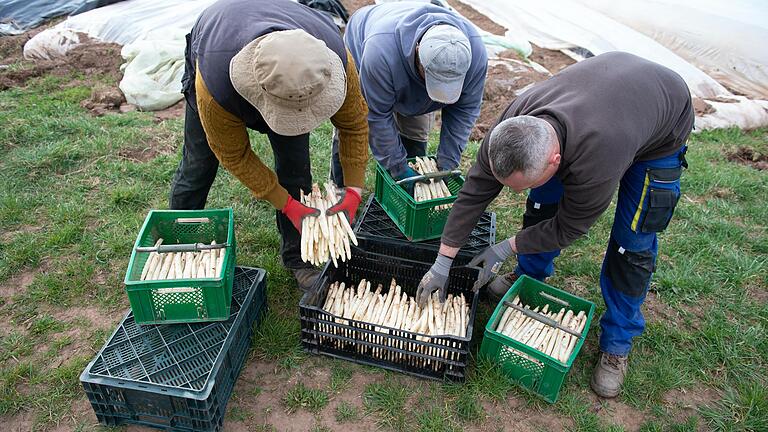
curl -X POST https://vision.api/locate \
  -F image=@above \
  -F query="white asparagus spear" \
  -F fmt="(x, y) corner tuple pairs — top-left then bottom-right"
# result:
(158, 253), (173, 279)
(141, 238), (163, 280)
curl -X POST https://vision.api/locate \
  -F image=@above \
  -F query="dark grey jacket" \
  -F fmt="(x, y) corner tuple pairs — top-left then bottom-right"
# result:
(442, 52), (694, 254)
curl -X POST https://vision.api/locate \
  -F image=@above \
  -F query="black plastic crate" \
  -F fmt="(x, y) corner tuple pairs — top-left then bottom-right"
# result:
(354, 195), (495, 263)
(299, 242), (480, 381)
(80, 267), (267, 432)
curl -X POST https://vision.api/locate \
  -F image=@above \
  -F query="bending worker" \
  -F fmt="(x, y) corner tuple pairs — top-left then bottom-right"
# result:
(416, 52), (694, 398)
(334, 1), (487, 191)
(168, 0), (369, 291)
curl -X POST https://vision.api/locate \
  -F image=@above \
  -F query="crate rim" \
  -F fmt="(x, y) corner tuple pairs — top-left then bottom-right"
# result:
(123, 208), (235, 287)
(300, 277), (475, 345)
(375, 159), (464, 208)
(299, 248), (478, 345)
(483, 274), (596, 366)
(81, 267), (265, 401)
(353, 195), (498, 254)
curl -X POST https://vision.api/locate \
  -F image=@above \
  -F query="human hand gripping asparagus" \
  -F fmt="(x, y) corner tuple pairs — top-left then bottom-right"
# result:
(281, 195), (320, 234)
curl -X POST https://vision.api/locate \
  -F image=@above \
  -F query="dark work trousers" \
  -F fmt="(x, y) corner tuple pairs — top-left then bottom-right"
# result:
(330, 132), (426, 186)
(169, 39), (313, 270)
(514, 146), (688, 356)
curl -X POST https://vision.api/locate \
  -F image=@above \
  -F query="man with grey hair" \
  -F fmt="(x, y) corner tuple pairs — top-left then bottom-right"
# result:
(416, 52), (694, 398)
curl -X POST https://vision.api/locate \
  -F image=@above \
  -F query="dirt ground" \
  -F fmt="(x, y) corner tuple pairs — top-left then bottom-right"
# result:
(529, 45), (577, 74)
(470, 51), (551, 140)
(727, 146), (768, 170)
(0, 24), (125, 116)
(340, 0), (374, 15)
(446, 0), (507, 35)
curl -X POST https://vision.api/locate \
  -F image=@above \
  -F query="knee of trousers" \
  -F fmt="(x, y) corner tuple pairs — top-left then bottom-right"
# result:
(603, 237), (656, 298)
(522, 198), (558, 229)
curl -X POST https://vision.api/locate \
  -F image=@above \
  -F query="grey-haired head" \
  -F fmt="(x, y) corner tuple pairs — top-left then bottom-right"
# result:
(488, 116), (561, 191)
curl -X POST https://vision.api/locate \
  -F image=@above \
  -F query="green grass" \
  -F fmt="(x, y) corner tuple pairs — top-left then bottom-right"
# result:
(0, 68), (766, 431)
(282, 382), (329, 413)
(363, 380), (410, 431)
(334, 400), (359, 423)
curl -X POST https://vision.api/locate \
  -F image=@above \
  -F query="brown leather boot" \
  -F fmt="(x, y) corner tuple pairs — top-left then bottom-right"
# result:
(292, 268), (321, 292)
(487, 272), (518, 301)
(590, 352), (629, 398)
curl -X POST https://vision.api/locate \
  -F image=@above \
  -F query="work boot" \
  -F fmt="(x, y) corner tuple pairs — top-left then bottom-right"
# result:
(292, 268), (321, 292)
(487, 272), (518, 302)
(590, 352), (629, 398)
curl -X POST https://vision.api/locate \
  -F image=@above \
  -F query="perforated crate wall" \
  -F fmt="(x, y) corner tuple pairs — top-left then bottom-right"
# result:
(300, 246), (480, 381)
(81, 267), (267, 431)
(124, 209), (236, 324)
(373, 159), (465, 241)
(479, 275), (595, 403)
(354, 195), (495, 263)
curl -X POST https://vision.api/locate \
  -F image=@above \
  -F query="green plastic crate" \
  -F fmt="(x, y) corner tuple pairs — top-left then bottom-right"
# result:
(479, 275), (596, 403)
(374, 157), (464, 241)
(124, 209), (236, 325)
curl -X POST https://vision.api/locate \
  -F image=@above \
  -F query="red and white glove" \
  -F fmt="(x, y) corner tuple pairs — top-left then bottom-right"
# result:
(281, 195), (320, 233)
(326, 187), (362, 225)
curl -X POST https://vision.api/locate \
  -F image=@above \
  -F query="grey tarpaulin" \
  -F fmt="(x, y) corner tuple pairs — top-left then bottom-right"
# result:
(0, 0), (124, 35)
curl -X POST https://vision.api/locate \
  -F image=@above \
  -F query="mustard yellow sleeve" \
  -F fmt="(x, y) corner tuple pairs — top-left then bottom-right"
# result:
(195, 69), (289, 209)
(330, 49), (369, 188)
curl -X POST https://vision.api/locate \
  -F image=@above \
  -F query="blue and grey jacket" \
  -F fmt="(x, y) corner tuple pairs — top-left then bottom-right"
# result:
(344, 1), (487, 177)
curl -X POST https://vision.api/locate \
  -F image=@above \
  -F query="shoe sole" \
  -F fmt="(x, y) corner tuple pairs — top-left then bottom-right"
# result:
(590, 373), (620, 398)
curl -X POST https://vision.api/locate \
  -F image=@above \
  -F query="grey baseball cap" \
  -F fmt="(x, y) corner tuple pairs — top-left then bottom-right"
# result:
(418, 24), (472, 104)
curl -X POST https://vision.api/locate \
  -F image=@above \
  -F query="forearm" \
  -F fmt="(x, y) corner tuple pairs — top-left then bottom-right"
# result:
(331, 50), (370, 188)
(438, 243), (460, 259)
(195, 72), (288, 209)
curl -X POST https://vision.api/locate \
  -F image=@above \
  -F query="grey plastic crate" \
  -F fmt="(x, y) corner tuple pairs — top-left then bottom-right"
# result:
(81, 267), (267, 431)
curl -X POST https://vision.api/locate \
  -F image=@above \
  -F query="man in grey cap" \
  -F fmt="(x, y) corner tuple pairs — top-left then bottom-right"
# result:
(333, 1), (487, 191)
(169, 0), (369, 291)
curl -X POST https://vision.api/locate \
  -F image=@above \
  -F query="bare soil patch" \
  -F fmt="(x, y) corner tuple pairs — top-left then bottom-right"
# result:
(81, 85), (126, 116)
(643, 291), (680, 325)
(727, 146), (768, 170)
(529, 44), (577, 74)
(693, 98), (716, 116)
(0, 41), (123, 91)
(590, 398), (646, 432)
(471, 60), (550, 140)
(340, 0), (374, 16)
(153, 100), (186, 122)
(447, 0), (507, 35)
(664, 386), (720, 424)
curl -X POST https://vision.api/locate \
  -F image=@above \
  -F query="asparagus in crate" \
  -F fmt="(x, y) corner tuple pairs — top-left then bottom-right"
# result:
(140, 239), (226, 280)
(300, 183), (358, 267)
(409, 156), (452, 210)
(320, 277), (469, 368)
(494, 297), (587, 363)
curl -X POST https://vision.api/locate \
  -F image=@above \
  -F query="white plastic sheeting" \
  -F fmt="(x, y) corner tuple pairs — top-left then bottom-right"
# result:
(118, 32), (187, 110)
(24, 0), (217, 110)
(575, 0), (768, 100)
(460, 0), (768, 130)
(460, 0), (731, 98)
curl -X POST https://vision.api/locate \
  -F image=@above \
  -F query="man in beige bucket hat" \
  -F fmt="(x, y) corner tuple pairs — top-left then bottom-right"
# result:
(169, 0), (369, 291)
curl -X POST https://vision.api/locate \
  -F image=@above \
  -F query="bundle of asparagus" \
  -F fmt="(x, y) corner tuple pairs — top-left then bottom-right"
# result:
(319, 278), (469, 370)
(139, 239), (225, 280)
(300, 183), (358, 267)
(494, 297), (586, 363)
(409, 156), (452, 210)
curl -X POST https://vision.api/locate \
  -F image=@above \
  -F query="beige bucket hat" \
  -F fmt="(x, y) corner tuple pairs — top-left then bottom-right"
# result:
(229, 29), (346, 136)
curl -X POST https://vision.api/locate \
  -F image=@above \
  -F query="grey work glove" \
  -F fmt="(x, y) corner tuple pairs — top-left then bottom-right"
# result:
(416, 254), (453, 307)
(467, 239), (514, 292)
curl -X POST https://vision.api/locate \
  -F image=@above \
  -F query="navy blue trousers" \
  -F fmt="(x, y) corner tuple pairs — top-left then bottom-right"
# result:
(514, 146), (686, 355)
